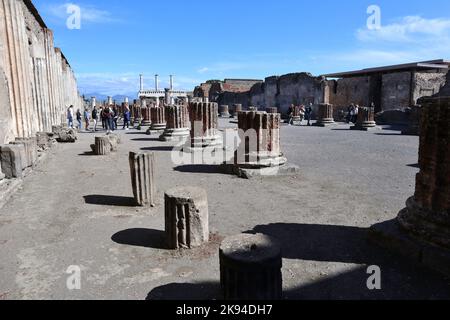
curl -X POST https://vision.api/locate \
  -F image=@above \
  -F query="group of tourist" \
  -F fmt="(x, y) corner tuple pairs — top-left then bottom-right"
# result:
(287, 103), (313, 126)
(66, 104), (132, 134)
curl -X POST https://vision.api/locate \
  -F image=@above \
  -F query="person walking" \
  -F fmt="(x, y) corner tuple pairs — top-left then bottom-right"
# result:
(287, 104), (295, 126)
(113, 106), (119, 130)
(353, 105), (360, 123)
(103, 105), (113, 134)
(76, 109), (82, 131)
(84, 108), (90, 131)
(67, 105), (74, 128)
(123, 105), (131, 130)
(100, 107), (106, 130)
(305, 103), (313, 126)
(92, 106), (98, 132)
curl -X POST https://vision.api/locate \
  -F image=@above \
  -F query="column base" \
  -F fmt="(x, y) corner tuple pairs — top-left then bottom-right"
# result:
(188, 134), (223, 150)
(350, 122), (379, 131)
(368, 217), (450, 278)
(220, 113), (231, 118)
(159, 128), (190, 142)
(220, 161), (299, 179)
(313, 119), (336, 127)
(150, 123), (167, 131)
(141, 121), (151, 126)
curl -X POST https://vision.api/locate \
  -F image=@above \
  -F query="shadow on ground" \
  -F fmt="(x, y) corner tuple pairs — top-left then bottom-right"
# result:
(132, 137), (161, 142)
(146, 282), (221, 300)
(174, 164), (224, 174)
(141, 146), (174, 152)
(78, 151), (95, 156)
(112, 228), (166, 249)
(84, 195), (136, 207)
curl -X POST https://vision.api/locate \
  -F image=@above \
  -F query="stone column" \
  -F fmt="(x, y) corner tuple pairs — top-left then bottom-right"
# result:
(219, 105), (231, 118)
(164, 186), (209, 249)
(91, 97), (96, 109)
(231, 104), (243, 118)
(107, 96), (113, 106)
(248, 106), (258, 111)
(159, 105), (190, 141)
(133, 106), (142, 125)
(0, 144), (24, 178)
(369, 95), (450, 277)
(351, 107), (377, 131)
(165, 88), (172, 105)
(315, 103), (335, 127)
(219, 233), (282, 300)
(266, 107), (278, 114)
(141, 107), (151, 126)
(397, 97), (450, 248)
(150, 106), (166, 130)
(234, 111), (286, 168)
(189, 102), (221, 148)
(129, 152), (156, 207)
(402, 105), (422, 136)
(92, 136), (111, 155)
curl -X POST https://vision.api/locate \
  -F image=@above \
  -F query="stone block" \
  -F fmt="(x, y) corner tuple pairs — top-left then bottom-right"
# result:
(0, 144), (24, 178)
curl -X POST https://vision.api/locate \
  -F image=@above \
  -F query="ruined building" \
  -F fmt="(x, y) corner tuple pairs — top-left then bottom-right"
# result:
(0, 0), (83, 145)
(194, 60), (449, 116)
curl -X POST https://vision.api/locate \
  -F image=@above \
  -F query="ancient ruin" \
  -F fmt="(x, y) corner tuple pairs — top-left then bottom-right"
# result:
(129, 151), (156, 207)
(350, 107), (377, 131)
(159, 105), (190, 142)
(188, 102), (222, 149)
(219, 105), (231, 118)
(150, 106), (167, 131)
(164, 186), (209, 249)
(219, 233), (282, 300)
(314, 104), (335, 127)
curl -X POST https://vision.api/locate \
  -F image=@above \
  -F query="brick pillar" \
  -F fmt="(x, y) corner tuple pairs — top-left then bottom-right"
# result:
(235, 111), (286, 168)
(189, 102), (221, 148)
(220, 234), (282, 300)
(219, 105), (231, 118)
(129, 152), (156, 207)
(159, 105), (190, 141)
(165, 187), (209, 249)
(232, 104), (243, 118)
(141, 107), (151, 125)
(351, 107), (377, 131)
(315, 103), (335, 127)
(397, 97), (450, 248)
(150, 106), (166, 130)
(402, 105), (422, 136)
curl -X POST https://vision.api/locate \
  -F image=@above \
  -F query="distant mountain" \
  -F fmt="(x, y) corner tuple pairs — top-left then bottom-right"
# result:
(82, 93), (138, 103)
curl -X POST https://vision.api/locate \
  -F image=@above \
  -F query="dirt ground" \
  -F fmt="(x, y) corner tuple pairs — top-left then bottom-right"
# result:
(0, 119), (449, 300)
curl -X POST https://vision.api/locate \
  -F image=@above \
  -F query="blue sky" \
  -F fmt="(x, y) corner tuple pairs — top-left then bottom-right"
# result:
(33, 0), (450, 97)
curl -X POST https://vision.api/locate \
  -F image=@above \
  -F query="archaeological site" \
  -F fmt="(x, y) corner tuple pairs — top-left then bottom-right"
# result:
(0, 0), (449, 307)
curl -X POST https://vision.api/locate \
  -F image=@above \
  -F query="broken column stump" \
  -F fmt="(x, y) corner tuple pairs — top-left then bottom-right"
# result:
(0, 144), (24, 178)
(314, 103), (335, 127)
(92, 136), (111, 155)
(219, 105), (231, 118)
(129, 152), (156, 207)
(231, 104), (243, 118)
(150, 106), (167, 131)
(351, 107), (377, 131)
(369, 95), (450, 277)
(219, 233), (282, 300)
(164, 186), (209, 249)
(141, 107), (151, 126)
(189, 102), (222, 149)
(13, 137), (38, 168)
(159, 105), (190, 142)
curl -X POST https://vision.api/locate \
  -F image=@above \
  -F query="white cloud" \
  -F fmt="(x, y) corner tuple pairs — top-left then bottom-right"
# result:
(45, 2), (117, 24)
(76, 72), (202, 96)
(356, 15), (450, 43)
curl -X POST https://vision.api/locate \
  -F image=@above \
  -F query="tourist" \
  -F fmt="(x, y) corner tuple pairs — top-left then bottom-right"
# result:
(113, 106), (119, 130)
(287, 104), (295, 126)
(100, 107), (106, 130)
(299, 105), (306, 124)
(67, 105), (74, 128)
(103, 105), (113, 134)
(347, 104), (354, 123)
(123, 105), (131, 130)
(76, 108), (82, 131)
(92, 106), (98, 132)
(353, 105), (360, 123)
(84, 108), (90, 131)
(305, 103), (313, 126)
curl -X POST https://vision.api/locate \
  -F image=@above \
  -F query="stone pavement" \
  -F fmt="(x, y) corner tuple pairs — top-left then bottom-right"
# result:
(0, 120), (449, 300)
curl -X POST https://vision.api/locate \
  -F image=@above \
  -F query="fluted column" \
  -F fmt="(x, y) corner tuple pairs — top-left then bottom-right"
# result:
(219, 105), (230, 118)
(351, 107), (377, 130)
(159, 104), (190, 141)
(141, 107), (151, 125)
(129, 152), (156, 207)
(234, 111), (286, 168)
(150, 106), (166, 130)
(189, 102), (221, 148)
(315, 103), (335, 126)
(231, 104), (242, 118)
